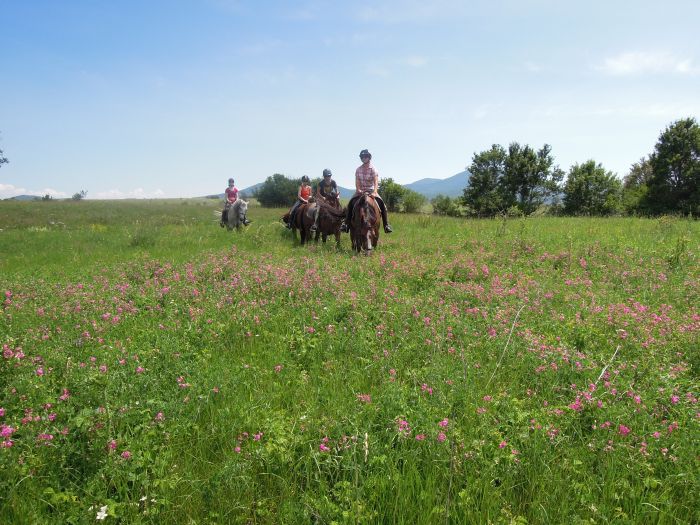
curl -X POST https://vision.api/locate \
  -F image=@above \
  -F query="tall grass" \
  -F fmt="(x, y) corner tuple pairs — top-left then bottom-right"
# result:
(0, 200), (698, 523)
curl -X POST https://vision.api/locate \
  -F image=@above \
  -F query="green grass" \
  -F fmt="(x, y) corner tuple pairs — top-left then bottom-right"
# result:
(0, 199), (698, 523)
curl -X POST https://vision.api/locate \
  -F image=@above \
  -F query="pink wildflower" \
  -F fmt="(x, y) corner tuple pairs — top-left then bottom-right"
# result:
(618, 424), (631, 437)
(499, 440), (507, 449)
(415, 434), (426, 441)
(121, 450), (132, 459)
(438, 418), (449, 428)
(437, 432), (447, 443)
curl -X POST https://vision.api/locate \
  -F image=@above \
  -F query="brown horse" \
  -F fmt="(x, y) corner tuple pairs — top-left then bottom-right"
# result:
(349, 193), (380, 255)
(282, 202), (317, 245)
(313, 199), (346, 247)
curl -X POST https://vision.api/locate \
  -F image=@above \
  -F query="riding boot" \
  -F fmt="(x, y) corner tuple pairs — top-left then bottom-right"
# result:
(341, 197), (356, 232)
(378, 200), (393, 233)
(220, 210), (227, 227)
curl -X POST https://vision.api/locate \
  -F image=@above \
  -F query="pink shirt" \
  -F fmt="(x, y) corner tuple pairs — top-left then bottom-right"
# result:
(225, 186), (238, 203)
(355, 163), (378, 193)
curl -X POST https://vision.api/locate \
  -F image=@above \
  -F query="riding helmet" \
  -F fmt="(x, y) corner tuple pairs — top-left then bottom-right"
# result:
(322, 169), (332, 177)
(359, 149), (372, 159)
(301, 175), (310, 182)
(228, 178), (235, 184)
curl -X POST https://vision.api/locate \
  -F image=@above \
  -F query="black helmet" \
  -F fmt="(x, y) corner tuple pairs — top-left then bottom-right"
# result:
(228, 178), (235, 184)
(322, 169), (332, 177)
(301, 175), (310, 182)
(359, 149), (372, 159)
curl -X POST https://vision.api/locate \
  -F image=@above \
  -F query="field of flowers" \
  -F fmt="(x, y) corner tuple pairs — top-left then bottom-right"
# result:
(1, 199), (698, 524)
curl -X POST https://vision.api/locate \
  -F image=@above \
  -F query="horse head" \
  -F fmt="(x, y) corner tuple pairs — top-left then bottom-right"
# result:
(351, 193), (380, 254)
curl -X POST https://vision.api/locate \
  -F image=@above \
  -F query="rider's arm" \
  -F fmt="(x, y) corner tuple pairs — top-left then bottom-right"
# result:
(373, 170), (379, 195)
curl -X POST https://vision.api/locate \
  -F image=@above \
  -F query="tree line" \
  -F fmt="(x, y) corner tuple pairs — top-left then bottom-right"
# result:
(459, 117), (699, 217)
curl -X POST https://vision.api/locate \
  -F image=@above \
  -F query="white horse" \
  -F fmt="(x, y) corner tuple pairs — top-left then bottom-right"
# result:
(221, 200), (250, 231)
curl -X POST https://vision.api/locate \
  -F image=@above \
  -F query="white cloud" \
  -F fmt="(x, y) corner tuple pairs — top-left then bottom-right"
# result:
(523, 61), (543, 72)
(401, 55), (428, 68)
(0, 183), (67, 199)
(599, 52), (697, 75)
(365, 64), (390, 78)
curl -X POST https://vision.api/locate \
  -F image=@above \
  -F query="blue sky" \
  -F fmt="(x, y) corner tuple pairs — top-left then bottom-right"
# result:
(1, 0), (699, 199)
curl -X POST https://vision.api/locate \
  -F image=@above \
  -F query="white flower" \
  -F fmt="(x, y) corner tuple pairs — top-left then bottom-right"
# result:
(96, 505), (108, 520)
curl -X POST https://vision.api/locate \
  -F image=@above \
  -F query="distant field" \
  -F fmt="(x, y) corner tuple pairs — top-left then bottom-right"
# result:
(1, 199), (698, 523)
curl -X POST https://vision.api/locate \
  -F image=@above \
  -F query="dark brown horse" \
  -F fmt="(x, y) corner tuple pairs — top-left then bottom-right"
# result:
(349, 193), (380, 255)
(282, 202), (317, 245)
(313, 199), (346, 247)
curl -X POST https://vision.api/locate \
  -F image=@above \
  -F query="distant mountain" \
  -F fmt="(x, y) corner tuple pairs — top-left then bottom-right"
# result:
(403, 171), (469, 199)
(5, 195), (41, 201)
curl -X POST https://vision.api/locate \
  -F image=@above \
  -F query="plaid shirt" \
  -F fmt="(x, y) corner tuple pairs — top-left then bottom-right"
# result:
(355, 163), (378, 193)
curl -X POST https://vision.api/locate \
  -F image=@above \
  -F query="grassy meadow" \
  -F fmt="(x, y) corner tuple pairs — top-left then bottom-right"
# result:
(0, 198), (698, 524)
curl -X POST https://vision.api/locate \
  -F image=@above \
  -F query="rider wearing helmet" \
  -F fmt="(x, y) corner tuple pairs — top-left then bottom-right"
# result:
(286, 175), (312, 229)
(221, 178), (238, 227)
(311, 168), (340, 232)
(341, 149), (393, 233)
(221, 177), (251, 227)
(317, 169), (339, 203)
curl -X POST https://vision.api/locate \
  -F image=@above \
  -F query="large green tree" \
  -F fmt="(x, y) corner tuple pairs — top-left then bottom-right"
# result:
(563, 160), (621, 215)
(378, 178), (405, 212)
(462, 144), (507, 216)
(502, 143), (562, 214)
(255, 174), (300, 207)
(431, 194), (461, 216)
(645, 117), (700, 214)
(462, 143), (563, 217)
(401, 188), (426, 213)
(622, 157), (653, 214)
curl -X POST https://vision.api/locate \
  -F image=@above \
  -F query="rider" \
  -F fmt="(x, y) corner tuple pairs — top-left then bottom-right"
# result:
(317, 168), (339, 204)
(221, 177), (250, 227)
(286, 175), (312, 229)
(311, 168), (340, 232)
(341, 149), (393, 233)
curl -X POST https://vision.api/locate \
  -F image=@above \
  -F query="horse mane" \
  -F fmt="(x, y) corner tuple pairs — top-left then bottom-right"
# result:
(317, 200), (346, 217)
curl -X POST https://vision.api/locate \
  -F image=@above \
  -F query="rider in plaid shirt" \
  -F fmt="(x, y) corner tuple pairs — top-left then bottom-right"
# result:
(341, 149), (393, 233)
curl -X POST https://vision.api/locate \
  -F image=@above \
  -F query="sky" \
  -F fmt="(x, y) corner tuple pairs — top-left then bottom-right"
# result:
(1, 0), (699, 199)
